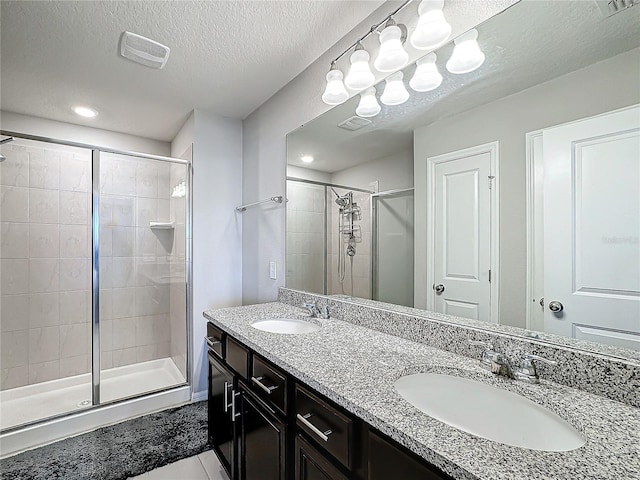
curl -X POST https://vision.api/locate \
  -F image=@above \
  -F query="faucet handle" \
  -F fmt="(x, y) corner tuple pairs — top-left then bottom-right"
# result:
(516, 354), (557, 383)
(523, 354), (557, 367)
(303, 302), (317, 317)
(468, 340), (502, 372)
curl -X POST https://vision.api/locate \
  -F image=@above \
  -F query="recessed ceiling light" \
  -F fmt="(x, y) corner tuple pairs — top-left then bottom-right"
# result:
(73, 106), (98, 118)
(301, 155), (314, 163)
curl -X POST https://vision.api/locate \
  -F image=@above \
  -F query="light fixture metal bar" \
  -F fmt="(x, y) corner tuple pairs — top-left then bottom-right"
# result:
(331, 0), (415, 65)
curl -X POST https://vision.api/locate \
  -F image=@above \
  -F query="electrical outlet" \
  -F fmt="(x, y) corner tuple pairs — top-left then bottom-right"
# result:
(269, 261), (277, 280)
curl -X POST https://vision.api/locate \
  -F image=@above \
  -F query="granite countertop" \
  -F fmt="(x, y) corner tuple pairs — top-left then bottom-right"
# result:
(204, 302), (640, 480)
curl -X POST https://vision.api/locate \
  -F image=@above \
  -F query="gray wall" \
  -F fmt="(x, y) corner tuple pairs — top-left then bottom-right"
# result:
(414, 48), (640, 328)
(171, 109), (243, 399)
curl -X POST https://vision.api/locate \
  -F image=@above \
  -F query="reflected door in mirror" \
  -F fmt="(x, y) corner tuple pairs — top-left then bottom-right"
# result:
(542, 105), (640, 349)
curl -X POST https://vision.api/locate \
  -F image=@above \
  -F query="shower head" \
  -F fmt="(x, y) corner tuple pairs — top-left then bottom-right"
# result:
(0, 137), (15, 161)
(330, 187), (350, 208)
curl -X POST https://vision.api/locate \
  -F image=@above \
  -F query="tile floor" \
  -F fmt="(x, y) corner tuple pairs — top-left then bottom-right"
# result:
(130, 449), (229, 480)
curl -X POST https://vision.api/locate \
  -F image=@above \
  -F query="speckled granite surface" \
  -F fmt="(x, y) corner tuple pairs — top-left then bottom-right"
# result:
(279, 288), (640, 407)
(204, 302), (640, 480)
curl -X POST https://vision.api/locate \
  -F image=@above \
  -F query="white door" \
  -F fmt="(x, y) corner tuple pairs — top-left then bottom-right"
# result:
(543, 105), (640, 349)
(428, 143), (498, 322)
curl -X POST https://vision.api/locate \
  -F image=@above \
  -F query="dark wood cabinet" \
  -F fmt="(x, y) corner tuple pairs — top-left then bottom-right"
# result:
(238, 381), (287, 480)
(294, 434), (349, 480)
(208, 352), (236, 479)
(206, 323), (456, 480)
(368, 430), (453, 480)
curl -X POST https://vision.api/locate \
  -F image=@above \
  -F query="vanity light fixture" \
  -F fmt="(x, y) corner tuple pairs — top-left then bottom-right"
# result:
(374, 19), (409, 73)
(356, 87), (381, 117)
(322, 62), (349, 105)
(300, 155), (314, 163)
(73, 106), (98, 118)
(409, 53), (443, 92)
(344, 44), (376, 91)
(410, 0), (452, 51)
(380, 72), (409, 106)
(446, 29), (485, 74)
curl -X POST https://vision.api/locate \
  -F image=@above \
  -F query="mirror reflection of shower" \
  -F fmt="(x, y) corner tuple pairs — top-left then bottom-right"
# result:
(0, 136), (15, 161)
(331, 187), (361, 294)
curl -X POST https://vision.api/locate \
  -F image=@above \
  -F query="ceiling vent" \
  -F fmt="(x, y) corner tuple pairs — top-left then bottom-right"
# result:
(120, 32), (170, 69)
(595, 0), (636, 17)
(337, 116), (372, 131)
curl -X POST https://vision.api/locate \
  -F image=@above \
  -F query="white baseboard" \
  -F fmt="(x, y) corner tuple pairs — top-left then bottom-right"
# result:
(191, 390), (207, 402)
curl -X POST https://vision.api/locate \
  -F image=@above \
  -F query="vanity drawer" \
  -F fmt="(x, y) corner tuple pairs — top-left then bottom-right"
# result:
(226, 336), (249, 379)
(206, 323), (225, 359)
(295, 385), (354, 470)
(250, 355), (287, 414)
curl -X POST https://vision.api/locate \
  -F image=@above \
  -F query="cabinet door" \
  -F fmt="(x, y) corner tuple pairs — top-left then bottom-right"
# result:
(238, 383), (286, 480)
(208, 353), (235, 478)
(295, 435), (348, 480)
(368, 431), (452, 480)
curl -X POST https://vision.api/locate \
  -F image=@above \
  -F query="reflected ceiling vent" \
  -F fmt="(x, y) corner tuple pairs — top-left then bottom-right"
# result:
(337, 115), (372, 131)
(120, 32), (170, 69)
(596, 0), (636, 17)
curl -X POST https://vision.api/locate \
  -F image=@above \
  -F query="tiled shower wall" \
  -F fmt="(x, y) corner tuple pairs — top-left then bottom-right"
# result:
(1, 141), (92, 389)
(0, 140), (187, 390)
(99, 153), (174, 371)
(285, 181), (325, 294)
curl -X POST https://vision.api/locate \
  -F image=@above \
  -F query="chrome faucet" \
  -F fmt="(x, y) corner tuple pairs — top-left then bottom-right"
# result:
(303, 302), (330, 319)
(514, 354), (557, 384)
(469, 340), (507, 375)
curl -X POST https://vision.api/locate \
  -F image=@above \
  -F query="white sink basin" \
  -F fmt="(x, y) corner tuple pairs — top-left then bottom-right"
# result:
(251, 318), (321, 335)
(395, 373), (586, 452)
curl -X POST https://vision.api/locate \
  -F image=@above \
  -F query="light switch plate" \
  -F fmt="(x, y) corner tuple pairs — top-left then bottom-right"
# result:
(269, 261), (277, 280)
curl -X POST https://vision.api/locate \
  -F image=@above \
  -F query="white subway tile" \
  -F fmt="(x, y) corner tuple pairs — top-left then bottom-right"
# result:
(29, 223), (59, 258)
(1, 186), (29, 222)
(29, 188), (58, 223)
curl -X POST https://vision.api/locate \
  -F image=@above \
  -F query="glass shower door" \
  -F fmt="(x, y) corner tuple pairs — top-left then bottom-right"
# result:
(97, 152), (187, 403)
(1, 138), (93, 429)
(372, 189), (415, 307)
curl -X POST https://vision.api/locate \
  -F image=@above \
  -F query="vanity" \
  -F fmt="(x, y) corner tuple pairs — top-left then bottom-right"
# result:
(204, 293), (640, 480)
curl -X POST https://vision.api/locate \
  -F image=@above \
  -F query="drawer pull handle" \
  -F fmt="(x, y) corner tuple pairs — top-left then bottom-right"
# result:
(223, 381), (233, 412)
(297, 413), (333, 442)
(231, 391), (241, 421)
(206, 337), (221, 348)
(251, 376), (279, 395)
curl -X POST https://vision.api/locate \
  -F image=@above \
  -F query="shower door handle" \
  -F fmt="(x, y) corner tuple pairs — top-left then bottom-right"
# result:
(433, 284), (445, 295)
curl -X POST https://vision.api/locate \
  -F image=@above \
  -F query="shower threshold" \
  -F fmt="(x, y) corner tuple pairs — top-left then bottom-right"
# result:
(0, 358), (185, 431)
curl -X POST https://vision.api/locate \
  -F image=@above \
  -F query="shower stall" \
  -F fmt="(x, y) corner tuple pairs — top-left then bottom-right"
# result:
(285, 178), (365, 299)
(0, 133), (191, 454)
(286, 178), (414, 304)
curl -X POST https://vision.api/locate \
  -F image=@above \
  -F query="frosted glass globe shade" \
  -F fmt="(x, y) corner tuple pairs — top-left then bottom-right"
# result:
(356, 87), (381, 117)
(409, 53), (443, 92)
(345, 49), (375, 91)
(374, 25), (409, 73)
(446, 29), (485, 74)
(322, 69), (349, 105)
(380, 72), (409, 106)
(410, 0), (451, 51)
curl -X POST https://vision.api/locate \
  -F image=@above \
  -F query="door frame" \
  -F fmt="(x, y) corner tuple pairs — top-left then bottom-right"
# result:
(525, 130), (544, 331)
(426, 141), (500, 323)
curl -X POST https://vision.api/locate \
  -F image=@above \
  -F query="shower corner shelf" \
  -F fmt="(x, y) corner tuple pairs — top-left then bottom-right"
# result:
(149, 222), (175, 230)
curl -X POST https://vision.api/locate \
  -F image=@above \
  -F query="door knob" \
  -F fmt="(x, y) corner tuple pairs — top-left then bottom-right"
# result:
(433, 284), (445, 295)
(548, 301), (564, 313)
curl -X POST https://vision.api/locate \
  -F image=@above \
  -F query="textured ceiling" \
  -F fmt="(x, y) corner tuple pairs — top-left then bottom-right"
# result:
(288, 0), (640, 173)
(0, 0), (384, 141)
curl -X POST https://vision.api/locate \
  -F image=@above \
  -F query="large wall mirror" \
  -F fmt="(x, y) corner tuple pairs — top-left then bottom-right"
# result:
(285, 0), (640, 357)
